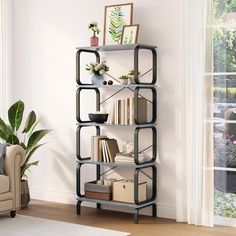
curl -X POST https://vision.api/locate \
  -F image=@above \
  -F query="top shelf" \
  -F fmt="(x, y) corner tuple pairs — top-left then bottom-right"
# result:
(76, 44), (157, 52)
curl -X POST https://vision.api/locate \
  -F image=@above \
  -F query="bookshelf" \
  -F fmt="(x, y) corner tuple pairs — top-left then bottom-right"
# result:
(76, 43), (157, 224)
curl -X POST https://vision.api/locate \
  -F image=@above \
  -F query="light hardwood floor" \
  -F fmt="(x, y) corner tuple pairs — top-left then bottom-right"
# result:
(19, 199), (236, 236)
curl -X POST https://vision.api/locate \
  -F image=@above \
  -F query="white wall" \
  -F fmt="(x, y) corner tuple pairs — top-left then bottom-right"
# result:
(12, 0), (179, 219)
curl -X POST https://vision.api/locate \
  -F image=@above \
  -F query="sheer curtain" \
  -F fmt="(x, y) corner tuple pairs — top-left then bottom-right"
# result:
(176, 0), (214, 226)
(0, 0), (12, 119)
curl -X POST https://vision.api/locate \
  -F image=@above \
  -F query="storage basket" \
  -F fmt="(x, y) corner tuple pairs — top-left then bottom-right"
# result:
(84, 181), (112, 201)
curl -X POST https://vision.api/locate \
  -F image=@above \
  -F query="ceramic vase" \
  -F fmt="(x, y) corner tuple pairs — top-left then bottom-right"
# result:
(90, 36), (99, 46)
(91, 74), (104, 85)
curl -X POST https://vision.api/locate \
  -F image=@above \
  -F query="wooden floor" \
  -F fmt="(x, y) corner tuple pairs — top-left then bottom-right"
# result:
(19, 199), (236, 236)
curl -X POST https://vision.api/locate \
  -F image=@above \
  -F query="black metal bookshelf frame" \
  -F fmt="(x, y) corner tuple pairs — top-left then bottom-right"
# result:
(75, 44), (158, 224)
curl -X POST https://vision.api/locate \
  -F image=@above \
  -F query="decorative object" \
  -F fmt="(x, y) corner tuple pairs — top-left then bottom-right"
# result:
(118, 75), (129, 85)
(86, 61), (109, 85)
(121, 24), (139, 45)
(128, 68), (140, 84)
(103, 3), (133, 45)
(0, 100), (51, 208)
(108, 80), (113, 85)
(0, 215), (130, 236)
(88, 112), (109, 123)
(113, 180), (147, 203)
(88, 22), (100, 46)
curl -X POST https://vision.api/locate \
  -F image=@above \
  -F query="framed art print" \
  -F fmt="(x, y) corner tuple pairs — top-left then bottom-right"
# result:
(121, 24), (139, 44)
(103, 3), (133, 45)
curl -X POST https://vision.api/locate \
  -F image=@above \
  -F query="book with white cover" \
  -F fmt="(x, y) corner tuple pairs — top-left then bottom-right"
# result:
(92, 135), (107, 161)
(121, 99), (125, 125)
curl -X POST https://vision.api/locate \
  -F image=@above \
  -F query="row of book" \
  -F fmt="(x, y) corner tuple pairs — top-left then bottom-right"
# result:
(91, 135), (145, 163)
(91, 135), (120, 162)
(107, 97), (147, 125)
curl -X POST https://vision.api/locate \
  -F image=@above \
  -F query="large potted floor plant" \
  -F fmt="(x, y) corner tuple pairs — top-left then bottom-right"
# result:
(0, 100), (51, 207)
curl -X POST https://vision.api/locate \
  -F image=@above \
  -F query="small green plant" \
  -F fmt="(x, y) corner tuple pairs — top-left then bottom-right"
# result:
(86, 61), (109, 75)
(88, 22), (100, 37)
(214, 139), (236, 167)
(0, 100), (51, 180)
(128, 69), (140, 76)
(118, 75), (129, 80)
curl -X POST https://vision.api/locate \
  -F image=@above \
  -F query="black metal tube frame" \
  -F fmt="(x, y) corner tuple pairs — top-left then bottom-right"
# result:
(76, 87), (100, 123)
(134, 45), (157, 84)
(76, 125), (100, 160)
(76, 49), (100, 85)
(134, 126), (157, 165)
(134, 86), (157, 125)
(134, 165), (157, 206)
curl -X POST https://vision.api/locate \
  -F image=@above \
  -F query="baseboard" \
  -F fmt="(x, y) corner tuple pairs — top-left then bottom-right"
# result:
(30, 187), (176, 219)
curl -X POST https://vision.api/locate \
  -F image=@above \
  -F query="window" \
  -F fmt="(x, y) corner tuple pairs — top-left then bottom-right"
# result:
(208, 0), (236, 225)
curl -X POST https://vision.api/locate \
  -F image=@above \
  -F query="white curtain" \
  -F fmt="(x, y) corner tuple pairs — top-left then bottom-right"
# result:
(176, 0), (214, 226)
(0, 0), (12, 119)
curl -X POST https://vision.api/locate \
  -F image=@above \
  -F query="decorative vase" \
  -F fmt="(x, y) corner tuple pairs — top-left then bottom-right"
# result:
(91, 74), (104, 85)
(21, 180), (30, 208)
(90, 36), (99, 46)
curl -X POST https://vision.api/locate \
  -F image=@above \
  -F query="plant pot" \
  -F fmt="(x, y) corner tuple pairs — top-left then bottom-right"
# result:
(91, 74), (104, 85)
(90, 36), (99, 47)
(120, 80), (128, 85)
(21, 180), (30, 208)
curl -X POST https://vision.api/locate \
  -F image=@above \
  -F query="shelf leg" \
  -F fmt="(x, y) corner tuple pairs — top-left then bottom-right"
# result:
(133, 210), (139, 224)
(76, 200), (82, 215)
(97, 203), (101, 209)
(152, 203), (157, 218)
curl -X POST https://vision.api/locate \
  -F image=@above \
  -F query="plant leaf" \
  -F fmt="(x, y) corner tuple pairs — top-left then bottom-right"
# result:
(25, 143), (46, 163)
(21, 161), (39, 179)
(0, 118), (9, 140)
(8, 100), (24, 131)
(22, 111), (36, 133)
(27, 117), (44, 138)
(6, 134), (20, 145)
(27, 129), (51, 150)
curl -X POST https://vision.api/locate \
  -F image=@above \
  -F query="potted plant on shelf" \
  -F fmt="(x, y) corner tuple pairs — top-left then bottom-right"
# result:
(86, 61), (109, 85)
(214, 138), (236, 193)
(0, 100), (51, 208)
(118, 75), (129, 85)
(88, 22), (100, 46)
(128, 69), (141, 84)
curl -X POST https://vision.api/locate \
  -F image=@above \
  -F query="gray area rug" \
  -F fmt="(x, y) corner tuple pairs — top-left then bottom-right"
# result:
(0, 215), (130, 236)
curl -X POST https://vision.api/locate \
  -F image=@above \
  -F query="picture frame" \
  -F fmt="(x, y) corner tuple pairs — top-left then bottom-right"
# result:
(121, 24), (139, 44)
(103, 3), (133, 45)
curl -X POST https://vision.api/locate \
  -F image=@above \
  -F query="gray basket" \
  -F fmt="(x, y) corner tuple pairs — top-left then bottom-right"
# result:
(84, 181), (112, 193)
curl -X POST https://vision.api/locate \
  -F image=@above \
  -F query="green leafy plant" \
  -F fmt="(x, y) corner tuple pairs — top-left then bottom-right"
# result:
(109, 6), (125, 44)
(88, 21), (100, 37)
(0, 100), (51, 180)
(214, 139), (236, 167)
(86, 61), (109, 75)
(118, 75), (129, 80)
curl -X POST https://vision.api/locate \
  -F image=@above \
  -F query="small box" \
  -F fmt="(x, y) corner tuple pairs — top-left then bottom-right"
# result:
(84, 181), (112, 201)
(113, 180), (147, 203)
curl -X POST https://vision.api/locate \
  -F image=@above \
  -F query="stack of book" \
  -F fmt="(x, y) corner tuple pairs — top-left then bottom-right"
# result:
(107, 97), (147, 125)
(115, 152), (145, 163)
(91, 135), (120, 162)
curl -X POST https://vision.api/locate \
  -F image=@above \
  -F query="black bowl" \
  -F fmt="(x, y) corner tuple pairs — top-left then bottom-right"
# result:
(88, 113), (108, 123)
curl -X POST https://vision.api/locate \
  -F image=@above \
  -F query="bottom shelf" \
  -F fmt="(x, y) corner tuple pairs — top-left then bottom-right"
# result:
(77, 197), (156, 209)
(76, 197), (157, 224)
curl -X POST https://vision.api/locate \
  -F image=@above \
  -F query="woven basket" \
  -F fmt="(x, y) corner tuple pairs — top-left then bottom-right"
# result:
(85, 191), (112, 201)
